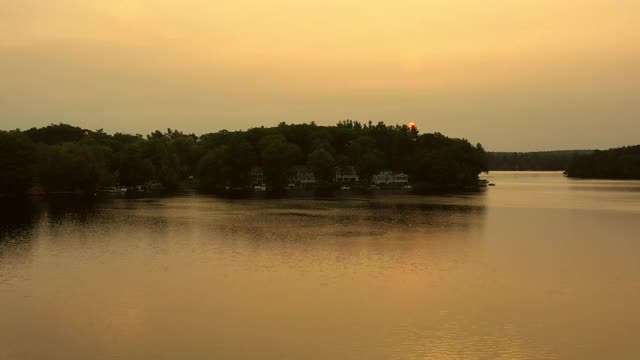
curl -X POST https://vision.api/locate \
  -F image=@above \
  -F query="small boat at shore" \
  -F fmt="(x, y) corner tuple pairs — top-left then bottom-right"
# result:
(97, 187), (127, 193)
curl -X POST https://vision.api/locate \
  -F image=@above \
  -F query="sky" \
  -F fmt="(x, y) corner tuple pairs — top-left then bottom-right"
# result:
(0, 0), (638, 151)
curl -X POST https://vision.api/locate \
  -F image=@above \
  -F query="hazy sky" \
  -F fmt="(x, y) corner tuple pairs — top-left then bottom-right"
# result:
(1, 0), (638, 151)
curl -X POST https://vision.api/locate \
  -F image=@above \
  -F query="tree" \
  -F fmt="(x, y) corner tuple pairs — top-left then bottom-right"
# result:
(119, 143), (155, 187)
(0, 131), (35, 195)
(356, 150), (384, 184)
(25, 123), (85, 145)
(197, 135), (256, 191)
(409, 133), (486, 191)
(197, 148), (224, 192)
(307, 148), (336, 182)
(170, 134), (203, 178)
(158, 153), (181, 190)
(567, 145), (640, 179)
(346, 136), (384, 184)
(262, 138), (302, 191)
(4, 121), (490, 195)
(36, 142), (105, 193)
(222, 136), (256, 187)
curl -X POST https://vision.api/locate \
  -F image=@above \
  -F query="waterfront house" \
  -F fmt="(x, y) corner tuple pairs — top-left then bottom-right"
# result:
(372, 170), (409, 185)
(288, 166), (316, 186)
(335, 166), (359, 183)
(249, 167), (264, 185)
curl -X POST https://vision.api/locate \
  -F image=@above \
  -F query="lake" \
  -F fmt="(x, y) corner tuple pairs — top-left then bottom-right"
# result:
(1, 171), (640, 359)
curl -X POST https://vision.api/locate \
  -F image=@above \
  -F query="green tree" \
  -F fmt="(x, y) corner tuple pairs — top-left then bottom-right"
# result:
(347, 136), (384, 184)
(197, 135), (256, 191)
(4, 121), (490, 196)
(567, 145), (640, 179)
(158, 153), (181, 191)
(262, 138), (302, 191)
(0, 131), (35, 195)
(356, 150), (384, 184)
(36, 142), (104, 193)
(25, 123), (86, 145)
(118, 143), (155, 187)
(197, 148), (224, 192)
(307, 148), (335, 182)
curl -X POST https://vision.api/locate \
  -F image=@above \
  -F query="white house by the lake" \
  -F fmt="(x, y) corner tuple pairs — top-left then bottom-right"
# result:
(372, 170), (409, 185)
(335, 166), (359, 183)
(249, 167), (264, 185)
(289, 166), (316, 186)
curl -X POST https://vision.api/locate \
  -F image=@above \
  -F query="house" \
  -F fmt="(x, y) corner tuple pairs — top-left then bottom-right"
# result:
(393, 173), (409, 184)
(335, 166), (359, 183)
(288, 166), (316, 186)
(372, 170), (409, 185)
(249, 167), (264, 185)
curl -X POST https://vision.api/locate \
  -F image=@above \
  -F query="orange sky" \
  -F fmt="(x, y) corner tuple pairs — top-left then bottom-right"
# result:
(1, 0), (639, 150)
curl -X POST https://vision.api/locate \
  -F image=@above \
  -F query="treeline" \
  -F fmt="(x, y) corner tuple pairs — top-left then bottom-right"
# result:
(0, 121), (487, 196)
(487, 150), (592, 171)
(567, 145), (640, 179)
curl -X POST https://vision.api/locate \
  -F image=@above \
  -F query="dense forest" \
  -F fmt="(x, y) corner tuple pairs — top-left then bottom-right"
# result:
(0, 121), (488, 197)
(487, 150), (592, 171)
(566, 145), (640, 179)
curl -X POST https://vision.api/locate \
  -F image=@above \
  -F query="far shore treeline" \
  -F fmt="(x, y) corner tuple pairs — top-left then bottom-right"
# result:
(487, 150), (592, 171)
(566, 145), (640, 179)
(0, 121), (488, 197)
(488, 147), (640, 179)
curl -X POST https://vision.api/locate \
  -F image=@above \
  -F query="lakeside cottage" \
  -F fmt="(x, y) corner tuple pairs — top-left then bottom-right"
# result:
(335, 166), (359, 183)
(247, 166), (408, 188)
(372, 170), (409, 185)
(249, 167), (264, 185)
(288, 166), (316, 186)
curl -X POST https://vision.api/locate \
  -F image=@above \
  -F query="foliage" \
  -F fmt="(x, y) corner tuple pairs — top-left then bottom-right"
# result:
(261, 136), (302, 191)
(410, 134), (487, 191)
(567, 145), (640, 179)
(0, 121), (488, 195)
(0, 131), (36, 195)
(487, 150), (592, 171)
(119, 143), (155, 187)
(36, 142), (103, 193)
(307, 148), (336, 182)
(197, 135), (255, 191)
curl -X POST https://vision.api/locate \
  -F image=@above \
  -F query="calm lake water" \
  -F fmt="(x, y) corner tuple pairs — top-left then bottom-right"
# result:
(1, 172), (640, 359)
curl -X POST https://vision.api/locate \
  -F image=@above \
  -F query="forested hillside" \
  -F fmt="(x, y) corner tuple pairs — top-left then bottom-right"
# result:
(567, 145), (640, 179)
(0, 121), (487, 196)
(487, 150), (592, 171)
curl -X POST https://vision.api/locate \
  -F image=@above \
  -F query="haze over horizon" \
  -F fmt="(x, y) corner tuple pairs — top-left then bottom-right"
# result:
(1, 0), (639, 152)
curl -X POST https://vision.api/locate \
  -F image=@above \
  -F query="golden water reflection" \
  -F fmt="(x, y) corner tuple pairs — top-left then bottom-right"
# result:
(1, 173), (640, 359)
